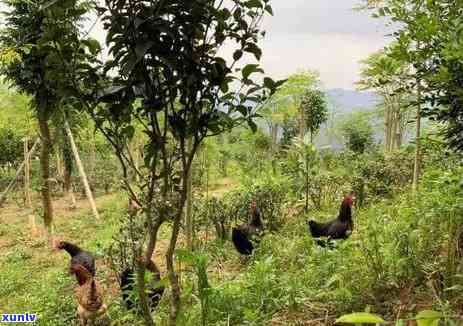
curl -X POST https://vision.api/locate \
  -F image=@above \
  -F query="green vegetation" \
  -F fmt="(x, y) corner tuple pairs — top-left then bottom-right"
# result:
(0, 0), (462, 325)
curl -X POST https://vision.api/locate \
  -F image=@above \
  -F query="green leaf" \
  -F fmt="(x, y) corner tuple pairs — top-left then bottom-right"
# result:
(335, 312), (386, 324)
(247, 119), (258, 132)
(244, 43), (262, 60)
(82, 38), (101, 55)
(415, 310), (444, 326)
(220, 79), (229, 93)
(20, 45), (32, 55)
(265, 5), (273, 15)
(245, 0), (262, 9)
(233, 50), (243, 61)
(236, 105), (247, 116)
(135, 41), (154, 59)
(242, 64), (263, 79)
(39, 0), (60, 10)
(263, 77), (275, 89)
(122, 126), (135, 139)
(395, 320), (406, 326)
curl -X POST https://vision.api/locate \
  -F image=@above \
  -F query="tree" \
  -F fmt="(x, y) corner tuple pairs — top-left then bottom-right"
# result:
(361, 0), (463, 190)
(299, 89), (328, 144)
(357, 49), (412, 152)
(0, 0), (89, 231)
(285, 136), (319, 211)
(341, 111), (375, 154)
(262, 70), (320, 149)
(61, 1), (283, 324)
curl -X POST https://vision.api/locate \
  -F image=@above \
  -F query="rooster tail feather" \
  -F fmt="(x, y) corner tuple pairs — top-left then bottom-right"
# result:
(308, 220), (318, 236)
(89, 278), (98, 303)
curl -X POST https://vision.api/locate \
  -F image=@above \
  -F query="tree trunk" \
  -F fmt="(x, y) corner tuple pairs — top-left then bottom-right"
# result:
(38, 116), (53, 231)
(63, 165), (77, 209)
(385, 104), (392, 152)
(132, 139), (140, 183)
(167, 210), (183, 326)
(305, 152), (309, 212)
(62, 141), (77, 209)
(136, 262), (154, 326)
(24, 137), (32, 208)
(0, 138), (40, 207)
(391, 109), (399, 151)
(299, 107), (306, 139)
(56, 151), (64, 187)
(63, 164), (72, 194)
(90, 133), (96, 181)
(270, 122), (278, 153)
(412, 80), (422, 193)
(167, 141), (197, 326)
(185, 139), (193, 251)
(64, 119), (100, 220)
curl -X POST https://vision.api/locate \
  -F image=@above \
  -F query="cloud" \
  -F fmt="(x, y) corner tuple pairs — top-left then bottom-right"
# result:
(258, 0), (391, 89)
(86, 0), (390, 90)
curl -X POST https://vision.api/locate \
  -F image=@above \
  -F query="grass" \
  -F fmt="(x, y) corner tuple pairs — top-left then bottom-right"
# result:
(0, 175), (462, 325)
(0, 193), (125, 325)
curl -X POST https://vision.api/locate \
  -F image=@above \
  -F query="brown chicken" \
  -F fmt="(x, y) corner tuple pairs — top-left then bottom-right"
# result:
(71, 264), (107, 326)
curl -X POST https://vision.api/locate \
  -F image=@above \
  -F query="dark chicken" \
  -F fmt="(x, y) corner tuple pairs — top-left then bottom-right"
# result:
(232, 200), (264, 255)
(54, 240), (96, 285)
(308, 193), (355, 245)
(120, 257), (164, 312)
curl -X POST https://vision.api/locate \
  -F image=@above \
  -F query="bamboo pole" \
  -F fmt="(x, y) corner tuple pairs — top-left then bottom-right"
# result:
(64, 119), (100, 220)
(0, 138), (40, 207)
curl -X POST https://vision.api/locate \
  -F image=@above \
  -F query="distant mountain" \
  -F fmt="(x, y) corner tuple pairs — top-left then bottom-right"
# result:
(258, 88), (384, 150)
(326, 88), (380, 113)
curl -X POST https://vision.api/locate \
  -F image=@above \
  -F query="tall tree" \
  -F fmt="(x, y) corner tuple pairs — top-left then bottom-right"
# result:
(299, 89), (328, 144)
(59, 1), (283, 324)
(0, 0), (100, 225)
(262, 70), (320, 148)
(341, 111), (375, 154)
(357, 49), (412, 152)
(362, 0), (463, 187)
(1, 0), (58, 230)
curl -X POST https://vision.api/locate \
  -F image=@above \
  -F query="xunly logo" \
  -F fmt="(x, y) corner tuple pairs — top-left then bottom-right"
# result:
(1, 313), (37, 323)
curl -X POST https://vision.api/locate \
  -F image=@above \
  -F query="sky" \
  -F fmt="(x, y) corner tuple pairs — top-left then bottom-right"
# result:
(257, 0), (391, 90)
(87, 0), (390, 91)
(0, 1), (390, 90)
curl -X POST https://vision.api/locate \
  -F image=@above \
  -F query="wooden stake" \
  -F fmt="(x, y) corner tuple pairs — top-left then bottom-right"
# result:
(64, 119), (100, 220)
(0, 138), (40, 207)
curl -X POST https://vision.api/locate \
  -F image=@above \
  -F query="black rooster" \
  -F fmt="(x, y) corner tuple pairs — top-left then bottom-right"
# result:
(232, 200), (263, 255)
(308, 192), (355, 246)
(54, 240), (96, 285)
(120, 257), (164, 312)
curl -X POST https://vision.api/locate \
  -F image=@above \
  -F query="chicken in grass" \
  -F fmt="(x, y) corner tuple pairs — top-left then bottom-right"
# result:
(308, 192), (355, 246)
(71, 264), (107, 326)
(232, 200), (264, 256)
(53, 239), (96, 285)
(120, 256), (165, 312)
